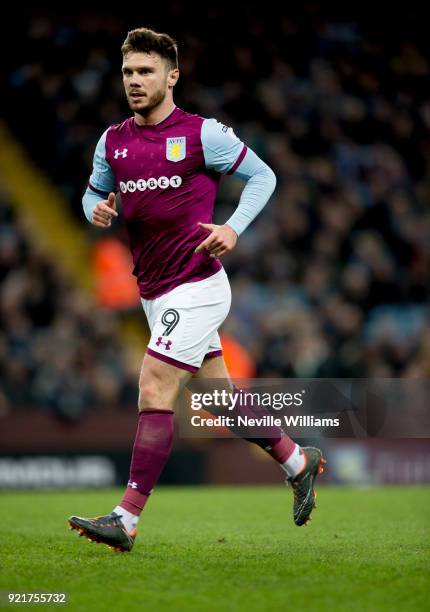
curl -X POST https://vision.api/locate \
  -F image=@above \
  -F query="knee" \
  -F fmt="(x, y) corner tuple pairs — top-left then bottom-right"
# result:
(138, 378), (162, 412)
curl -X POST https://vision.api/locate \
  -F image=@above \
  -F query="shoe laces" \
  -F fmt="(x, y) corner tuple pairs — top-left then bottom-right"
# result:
(94, 513), (122, 526)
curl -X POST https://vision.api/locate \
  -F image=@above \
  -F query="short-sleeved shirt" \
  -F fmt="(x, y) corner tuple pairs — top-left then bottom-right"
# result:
(89, 106), (248, 299)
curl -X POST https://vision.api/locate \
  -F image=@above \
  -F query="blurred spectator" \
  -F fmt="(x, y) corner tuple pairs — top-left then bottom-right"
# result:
(0, 197), (138, 418)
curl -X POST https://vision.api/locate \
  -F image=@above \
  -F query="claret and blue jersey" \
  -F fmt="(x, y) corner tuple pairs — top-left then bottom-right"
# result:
(83, 105), (276, 299)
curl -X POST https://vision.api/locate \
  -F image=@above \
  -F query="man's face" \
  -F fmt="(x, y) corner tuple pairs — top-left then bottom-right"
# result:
(122, 51), (176, 115)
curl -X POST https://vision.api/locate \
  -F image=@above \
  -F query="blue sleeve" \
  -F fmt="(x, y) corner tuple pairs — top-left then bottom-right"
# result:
(89, 129), (116, 194)
(82, 187), (103, 223)
(83, 129), (116, 223)
(225, 149), (277, 236)
(201, 118), (246, 174)
(201, 118), (276, 236)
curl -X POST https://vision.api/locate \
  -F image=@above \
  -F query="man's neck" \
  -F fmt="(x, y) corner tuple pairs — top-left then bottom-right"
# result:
(134, 101), (176, 126)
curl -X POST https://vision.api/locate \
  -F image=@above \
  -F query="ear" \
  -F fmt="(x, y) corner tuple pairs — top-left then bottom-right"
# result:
(167, 68), (179, 88)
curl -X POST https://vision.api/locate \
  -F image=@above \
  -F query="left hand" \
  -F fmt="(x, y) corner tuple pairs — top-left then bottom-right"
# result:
(194, 223), (238, 258)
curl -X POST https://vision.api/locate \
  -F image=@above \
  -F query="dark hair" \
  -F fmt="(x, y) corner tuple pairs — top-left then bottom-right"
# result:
(121, 27), (178, 70)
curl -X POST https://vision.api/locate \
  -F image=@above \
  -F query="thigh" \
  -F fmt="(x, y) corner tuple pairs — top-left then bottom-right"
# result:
(189, 355), (234, 414)
(139, 352), (191, 410)
(194, 355), (230, 379)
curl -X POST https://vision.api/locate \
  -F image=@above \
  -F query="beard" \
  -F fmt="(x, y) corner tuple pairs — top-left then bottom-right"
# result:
(128, 86), (167, 117)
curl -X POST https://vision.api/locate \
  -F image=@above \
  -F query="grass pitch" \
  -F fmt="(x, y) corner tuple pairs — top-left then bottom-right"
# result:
(1, 486), (429, 611)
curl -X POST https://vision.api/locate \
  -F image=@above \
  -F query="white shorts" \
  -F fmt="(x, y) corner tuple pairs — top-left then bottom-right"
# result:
(141, 268), (231, 373)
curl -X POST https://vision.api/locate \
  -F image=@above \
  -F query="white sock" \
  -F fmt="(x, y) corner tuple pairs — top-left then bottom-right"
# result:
(113, 505), (139, 533)
(280, 444), (306, 478)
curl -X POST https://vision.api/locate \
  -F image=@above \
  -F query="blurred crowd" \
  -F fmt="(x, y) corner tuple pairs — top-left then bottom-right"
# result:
(2, 8), (430, 415)
(0, 198), (138, 417)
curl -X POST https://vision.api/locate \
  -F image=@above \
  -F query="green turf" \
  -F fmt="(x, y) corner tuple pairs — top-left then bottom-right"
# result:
(1, 486), (429, 611)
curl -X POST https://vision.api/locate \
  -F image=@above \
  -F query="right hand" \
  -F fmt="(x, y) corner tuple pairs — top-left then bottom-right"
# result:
(91, 192), (118, 228)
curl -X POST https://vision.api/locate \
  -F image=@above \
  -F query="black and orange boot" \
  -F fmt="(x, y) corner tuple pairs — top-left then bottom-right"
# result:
(286, 447), (326, 526)
(68, 512), (136, 552)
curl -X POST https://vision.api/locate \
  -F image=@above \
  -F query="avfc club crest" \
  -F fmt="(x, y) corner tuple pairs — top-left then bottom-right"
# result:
(166, 137), (186, 162)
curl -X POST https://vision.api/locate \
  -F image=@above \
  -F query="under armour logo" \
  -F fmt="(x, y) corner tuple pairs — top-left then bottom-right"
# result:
(128, 481), (138, 489)
(156, 337), (172, 350)
(114, 148), (128, 159)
